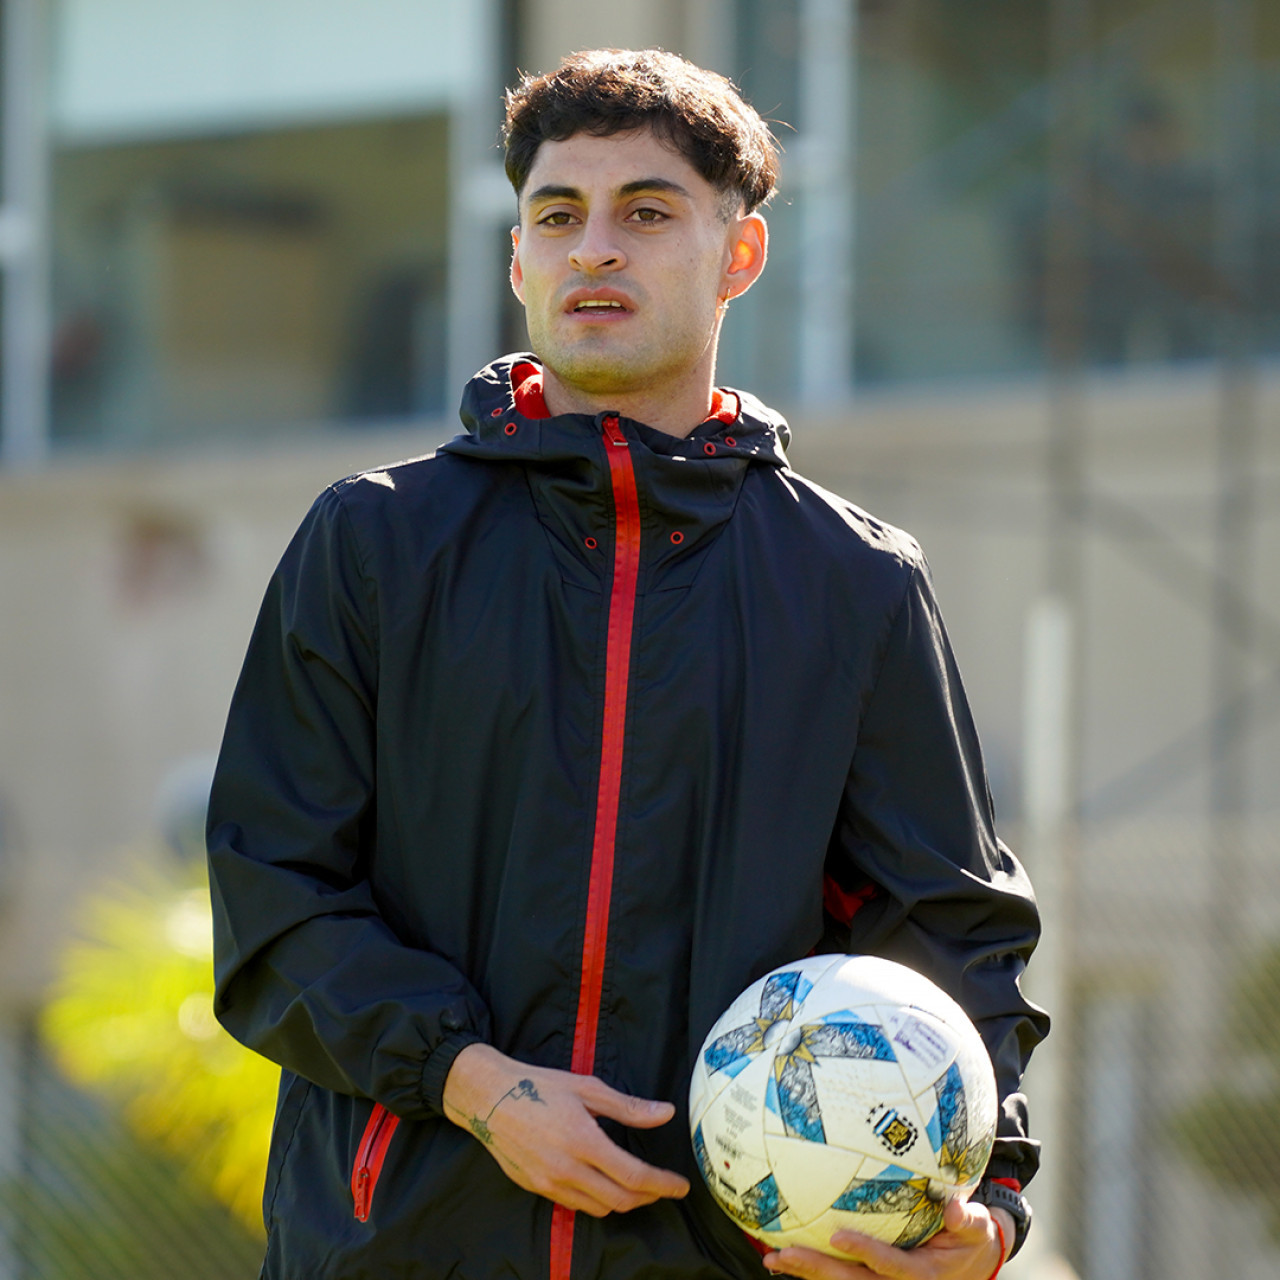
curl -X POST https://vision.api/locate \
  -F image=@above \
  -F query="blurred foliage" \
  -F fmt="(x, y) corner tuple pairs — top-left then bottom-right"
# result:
(1171, 940), (1280, 1240)
(40, 855), (277, 1234)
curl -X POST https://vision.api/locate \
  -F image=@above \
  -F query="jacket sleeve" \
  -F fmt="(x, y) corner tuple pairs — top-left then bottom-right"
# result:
(207, 485), (490, 1119)
(833, 557), (1050, 1186)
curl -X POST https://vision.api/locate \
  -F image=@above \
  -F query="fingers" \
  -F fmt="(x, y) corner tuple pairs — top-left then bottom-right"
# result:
(762, 1243), (882, 1279)
(557, 1094), (689, 1202)
(576, 1075), (677, 1129)
(569, 1077), (690, 1201)
(942, 1194), (983, 1234)
(814, 1233), (911, 1279)
(559, 1159), (680, 1217)
(776, 1197), (1000, 1280)
(505, 1149), (662, 1218)
(470, 1065), (689, 1215)
(495, 1122), (688, 1216)
(810, 1231), (910, 1278)
(580, 1131), (690, 1203)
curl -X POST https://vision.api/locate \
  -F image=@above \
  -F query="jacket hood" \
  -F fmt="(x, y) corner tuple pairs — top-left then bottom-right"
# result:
(445, 353), (791, 467)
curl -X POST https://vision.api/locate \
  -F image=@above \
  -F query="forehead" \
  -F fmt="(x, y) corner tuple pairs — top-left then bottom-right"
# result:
(521, 128), (718, 206)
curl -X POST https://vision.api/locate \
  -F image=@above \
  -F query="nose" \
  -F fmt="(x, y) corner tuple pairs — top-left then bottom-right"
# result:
(567, 218), (626, 274)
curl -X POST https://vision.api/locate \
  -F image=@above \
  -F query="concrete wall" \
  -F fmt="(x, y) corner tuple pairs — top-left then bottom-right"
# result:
(0, 422), (452, 1007)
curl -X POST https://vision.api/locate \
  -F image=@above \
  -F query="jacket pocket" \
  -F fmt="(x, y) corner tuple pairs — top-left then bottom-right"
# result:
(351, 1102), (401, 1222)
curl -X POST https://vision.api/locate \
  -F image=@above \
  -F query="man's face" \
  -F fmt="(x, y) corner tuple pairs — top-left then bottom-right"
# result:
(510, 128), (765, 402)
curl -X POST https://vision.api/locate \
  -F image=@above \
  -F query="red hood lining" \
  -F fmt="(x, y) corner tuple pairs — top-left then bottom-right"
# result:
(510, 364), (739, 430)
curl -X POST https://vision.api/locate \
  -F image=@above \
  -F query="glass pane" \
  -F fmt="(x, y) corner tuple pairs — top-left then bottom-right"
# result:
(856, 0), (1054, 385)
(727, 0), (1280, 395)
(50, 115), (450, 449)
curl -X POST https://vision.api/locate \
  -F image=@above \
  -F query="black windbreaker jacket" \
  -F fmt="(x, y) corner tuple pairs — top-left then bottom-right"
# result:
(208, 355), (1048, 1280)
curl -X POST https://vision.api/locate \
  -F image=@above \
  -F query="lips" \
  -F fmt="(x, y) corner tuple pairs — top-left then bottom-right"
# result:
(564, 288), (633, 315)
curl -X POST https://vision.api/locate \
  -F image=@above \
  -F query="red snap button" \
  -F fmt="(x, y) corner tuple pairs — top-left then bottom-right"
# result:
(703, 442), (716, 456)
(490, 406), (502, 417)
(670, 530), (684, 545)
(584, 536), (598, 549)
(504, 422), (517, 435)
(724, 436), (737, 447)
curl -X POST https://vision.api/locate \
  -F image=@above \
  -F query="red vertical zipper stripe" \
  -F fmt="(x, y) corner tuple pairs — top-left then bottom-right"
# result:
(351, 1103), (400, 1222)
(549, 415), (643, 1280)
(572, 414), (641, 1073)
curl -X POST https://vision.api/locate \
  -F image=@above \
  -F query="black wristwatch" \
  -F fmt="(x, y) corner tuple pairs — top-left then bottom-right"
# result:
(970, 1179), (1032, 1258)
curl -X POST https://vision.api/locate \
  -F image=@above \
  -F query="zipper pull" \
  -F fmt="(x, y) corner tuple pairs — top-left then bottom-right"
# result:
(353, 1168), (372, 1222)
(603, 415), (627, 446)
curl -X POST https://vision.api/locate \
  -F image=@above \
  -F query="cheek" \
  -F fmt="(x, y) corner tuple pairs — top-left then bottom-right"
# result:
(666, 249), (722, 303)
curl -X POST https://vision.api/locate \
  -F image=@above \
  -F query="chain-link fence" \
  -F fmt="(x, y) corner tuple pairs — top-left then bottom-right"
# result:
(991, 819), (1280, 1280)
(0, 1033), (262, 1280)
(1038, 818), (1280, 1280)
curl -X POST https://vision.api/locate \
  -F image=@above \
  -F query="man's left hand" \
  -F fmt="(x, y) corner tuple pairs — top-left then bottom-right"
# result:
(761, 1196), (1012, 1280)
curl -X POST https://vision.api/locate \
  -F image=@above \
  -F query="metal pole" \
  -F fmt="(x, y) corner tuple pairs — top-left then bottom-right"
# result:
(1208, 6), (1257, 1277)
(1209, 0), (1257, 895)
(1013, 2), (1092, 1275)
(1013, 598), (1075, 1280)
(1043, 0), (1090, 603)
(796, 0), (856, 407)
(0, 0), (52, 468)
(446, 0), (510, 408)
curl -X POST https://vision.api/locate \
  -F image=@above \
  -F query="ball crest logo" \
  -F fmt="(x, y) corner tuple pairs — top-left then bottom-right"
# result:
(870, 1105), (919, 1156)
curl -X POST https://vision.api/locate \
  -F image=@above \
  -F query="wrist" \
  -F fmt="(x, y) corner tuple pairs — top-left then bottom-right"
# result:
(986, 1210), (1010, 1280)
(970, 1177), (1031, 1259)
(990, 1208), (1015, 1259)
(441, 1042), (511, 1127)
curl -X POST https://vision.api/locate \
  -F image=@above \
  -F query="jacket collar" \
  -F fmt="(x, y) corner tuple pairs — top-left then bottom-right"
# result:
(445, 353), (791, 468)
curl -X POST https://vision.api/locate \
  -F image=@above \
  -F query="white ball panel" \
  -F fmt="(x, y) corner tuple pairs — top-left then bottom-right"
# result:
(882, 1006), (962, 1094)
(762, 1135), (877, 1226)
(693, 1051), (778, 1230)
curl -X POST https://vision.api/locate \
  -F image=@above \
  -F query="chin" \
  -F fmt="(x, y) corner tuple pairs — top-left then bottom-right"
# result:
(544, 337), (709, 399)
(542, 350), (653, 396)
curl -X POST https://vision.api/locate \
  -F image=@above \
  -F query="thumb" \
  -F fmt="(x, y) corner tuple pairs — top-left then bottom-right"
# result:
(578, 1078), (676, 1129)
(947, 1193), (985, 1234)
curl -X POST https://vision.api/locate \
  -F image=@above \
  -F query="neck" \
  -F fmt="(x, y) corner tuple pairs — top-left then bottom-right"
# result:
(539, 360), (719, 440)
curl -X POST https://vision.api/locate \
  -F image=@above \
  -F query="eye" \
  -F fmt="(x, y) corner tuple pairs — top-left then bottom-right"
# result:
(536, 210), (577, 227)
(627, 206), (668, 224)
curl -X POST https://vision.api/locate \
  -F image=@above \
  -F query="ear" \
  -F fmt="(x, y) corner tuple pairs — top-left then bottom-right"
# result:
(510, 225), (525, 303)
(720, 213), (768, 303)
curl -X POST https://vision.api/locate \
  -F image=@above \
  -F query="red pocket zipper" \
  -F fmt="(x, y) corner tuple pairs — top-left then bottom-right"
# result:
(351, 1103), (400, 1222)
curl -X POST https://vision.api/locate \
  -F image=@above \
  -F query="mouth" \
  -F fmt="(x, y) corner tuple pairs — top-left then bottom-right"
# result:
(564, 289), (633, 317)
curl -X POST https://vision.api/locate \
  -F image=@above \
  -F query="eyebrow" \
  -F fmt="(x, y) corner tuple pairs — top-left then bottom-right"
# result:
(525, 177), (694, 205)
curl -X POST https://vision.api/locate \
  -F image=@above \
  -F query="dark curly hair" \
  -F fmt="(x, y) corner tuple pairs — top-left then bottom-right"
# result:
(503, 49), (779, 216)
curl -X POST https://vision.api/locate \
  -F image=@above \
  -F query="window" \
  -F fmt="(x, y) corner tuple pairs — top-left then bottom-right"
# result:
(51, 115), (451, 447)
(728, 0), (1280, 396)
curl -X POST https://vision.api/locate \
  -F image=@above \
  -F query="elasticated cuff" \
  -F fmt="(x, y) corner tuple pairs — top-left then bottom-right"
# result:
(419, 1030), (487, 1116)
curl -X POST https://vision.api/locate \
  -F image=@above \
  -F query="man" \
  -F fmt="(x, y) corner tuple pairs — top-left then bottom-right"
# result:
(208, 49), (1047, 1280)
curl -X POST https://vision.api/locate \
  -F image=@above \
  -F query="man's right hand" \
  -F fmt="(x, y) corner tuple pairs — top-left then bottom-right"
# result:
(441, 1042), (691, 1217)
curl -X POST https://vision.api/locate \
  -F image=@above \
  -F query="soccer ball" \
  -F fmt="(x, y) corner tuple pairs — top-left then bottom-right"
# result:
(689, 954), (997, 1253)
